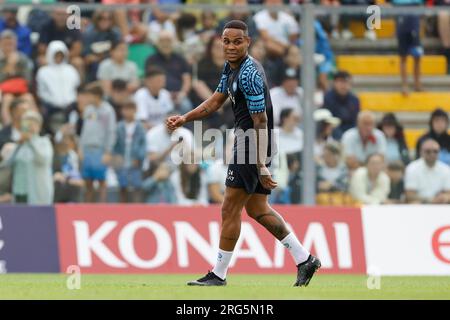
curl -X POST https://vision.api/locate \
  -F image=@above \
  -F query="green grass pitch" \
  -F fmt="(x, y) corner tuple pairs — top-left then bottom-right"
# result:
(1, 274), (449, 300)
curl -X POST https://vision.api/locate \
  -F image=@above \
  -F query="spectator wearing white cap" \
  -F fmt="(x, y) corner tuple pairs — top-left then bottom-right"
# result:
(313, 108), (340, 162)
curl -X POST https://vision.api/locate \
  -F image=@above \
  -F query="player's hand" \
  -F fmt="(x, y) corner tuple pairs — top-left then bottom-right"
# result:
(166, 115), (186, 131)
(258, 165), (278, 190)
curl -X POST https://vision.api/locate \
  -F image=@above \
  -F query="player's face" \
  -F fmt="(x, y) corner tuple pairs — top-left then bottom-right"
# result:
(222, 28), (250, 63)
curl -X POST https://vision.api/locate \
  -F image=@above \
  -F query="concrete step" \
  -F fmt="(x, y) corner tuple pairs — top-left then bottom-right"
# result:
(337, 55), (447, 76)
(359, 91), (450, 112)
(352, 75), (450, 92)
(346, 19), (397, 39)
(372, 112), (430, 132)
(330, 38), (442, 54)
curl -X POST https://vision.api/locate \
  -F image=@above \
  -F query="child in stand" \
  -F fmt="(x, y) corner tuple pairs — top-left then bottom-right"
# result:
(112, 99), (146, 202)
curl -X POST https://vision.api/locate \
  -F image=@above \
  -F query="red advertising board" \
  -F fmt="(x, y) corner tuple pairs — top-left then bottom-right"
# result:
(55, 205), (366, 274)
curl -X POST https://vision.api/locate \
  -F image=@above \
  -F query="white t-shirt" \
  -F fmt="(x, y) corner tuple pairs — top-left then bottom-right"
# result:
(349, 167), (390, 205)
(134, 87), (174, 128)
(270, 86), (303, 126)
(321, 164), (345, 186)
(254, 10), (299, 45)
(97, 58), (138, 82)
(341, 128), (387, 163)
(404, 158), (450, 201)
(277, 126), (304, 155)
(145, 123), (194, 170)
(147, 20), (176, 44)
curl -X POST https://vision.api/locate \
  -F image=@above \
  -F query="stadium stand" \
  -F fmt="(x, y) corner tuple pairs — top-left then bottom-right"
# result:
(0, 1), (449, 206)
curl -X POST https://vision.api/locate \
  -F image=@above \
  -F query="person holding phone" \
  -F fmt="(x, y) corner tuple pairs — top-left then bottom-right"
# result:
(10, 110), (54, 204)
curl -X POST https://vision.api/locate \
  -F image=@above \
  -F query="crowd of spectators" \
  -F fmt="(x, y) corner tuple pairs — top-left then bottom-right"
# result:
(0, 1), (449, 206)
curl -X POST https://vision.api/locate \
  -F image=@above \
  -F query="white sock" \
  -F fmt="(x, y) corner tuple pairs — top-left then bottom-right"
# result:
(212, 248), (233, 280)
(281, 232), (310, 265)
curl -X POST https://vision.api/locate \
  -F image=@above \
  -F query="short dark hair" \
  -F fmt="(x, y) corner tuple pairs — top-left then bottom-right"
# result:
(430, 108), (449, 123)
(387, 160), (405, 172)
(279, 108), (294, 127)
(122, 99), (136, 110)
(324, 143), (341, 156)
(111, 41), (126, 51)
(333, 70), (351, 81)
(85, 82), (104, 98)
(77, 84), (87, 95)
(223, 20), (248, 36)
(111, 79), (127, 91)
(145, 66), (166, 78)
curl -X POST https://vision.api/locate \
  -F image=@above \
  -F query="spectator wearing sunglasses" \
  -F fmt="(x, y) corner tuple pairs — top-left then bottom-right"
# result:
(405, 139), (450, 204)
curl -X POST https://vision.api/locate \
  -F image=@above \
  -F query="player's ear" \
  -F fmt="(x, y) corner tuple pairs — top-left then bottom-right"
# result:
(246, 36), (251, 49)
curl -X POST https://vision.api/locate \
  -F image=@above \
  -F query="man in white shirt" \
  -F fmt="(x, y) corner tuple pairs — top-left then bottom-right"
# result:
(270, 68), (303, 126)
(253, 0), (299, 57)
(145, 121), (194, 172)
(341, 111), (387, 170)
(405, 139), (450, 204)
(134, 67), (174, 130)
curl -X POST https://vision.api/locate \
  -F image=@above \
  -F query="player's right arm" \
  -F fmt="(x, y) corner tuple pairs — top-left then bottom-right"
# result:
(166, 92), (228, 131)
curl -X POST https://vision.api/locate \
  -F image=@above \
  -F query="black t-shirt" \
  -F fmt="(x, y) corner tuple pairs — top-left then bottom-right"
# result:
(39, 19), (81, 48)
(216, 55), (275, 161)
(190, 58), (222, 106)
(199, 58), (222, 91)
(81, 26), (120, 56)
(145, 51), (191, 92)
